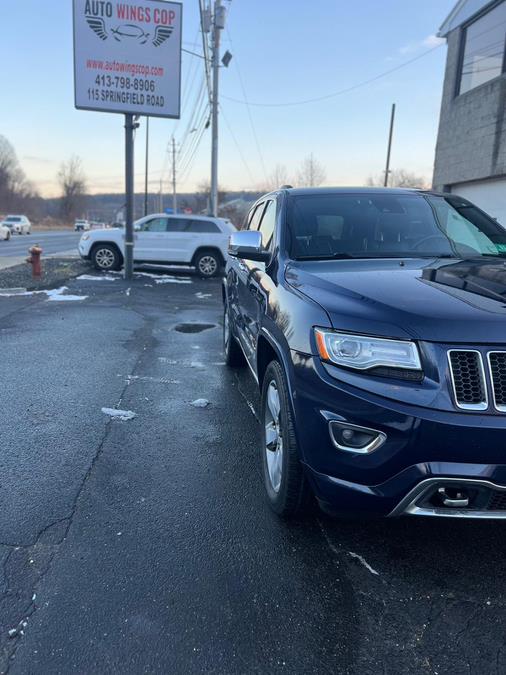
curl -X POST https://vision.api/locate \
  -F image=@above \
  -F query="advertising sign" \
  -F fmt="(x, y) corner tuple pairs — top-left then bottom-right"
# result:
(73, 0), (182, 119)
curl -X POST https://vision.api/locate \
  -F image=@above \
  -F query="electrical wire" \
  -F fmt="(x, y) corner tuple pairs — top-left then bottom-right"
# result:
(219, 103), (256, 185)
(222, 43), (445, 108)
(225, 26), (268, 183)
(199, 0), (212, 105)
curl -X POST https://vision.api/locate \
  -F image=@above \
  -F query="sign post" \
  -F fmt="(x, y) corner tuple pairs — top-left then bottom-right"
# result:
(73, 0), (182, 279)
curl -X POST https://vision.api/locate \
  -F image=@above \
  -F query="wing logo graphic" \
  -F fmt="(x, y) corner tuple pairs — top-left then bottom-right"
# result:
(86, 16), (108, 41)
(153, 26), (173, 47)
(85, 15), (174, 48)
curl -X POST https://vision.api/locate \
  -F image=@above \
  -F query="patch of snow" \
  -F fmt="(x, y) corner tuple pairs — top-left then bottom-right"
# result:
(195, 292), (212, 299)
(155, 277), (192, 285)
(190, 361), (205, 369)
(191, 399), (210, 408)
(0, 286), (87, 302)
(135, 272), (191, 284)
(348, 551), (380, 576)
(101, 407), (137, 421)
(46, 287), (88, 302)
(77, 274), (118, 281)
(126, 287), (131, 296)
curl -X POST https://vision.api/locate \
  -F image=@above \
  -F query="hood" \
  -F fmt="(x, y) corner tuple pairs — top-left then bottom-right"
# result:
(285, 258), (506, 343)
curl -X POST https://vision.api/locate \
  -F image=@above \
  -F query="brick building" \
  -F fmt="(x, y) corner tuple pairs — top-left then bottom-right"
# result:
(433, 0), (506, 222)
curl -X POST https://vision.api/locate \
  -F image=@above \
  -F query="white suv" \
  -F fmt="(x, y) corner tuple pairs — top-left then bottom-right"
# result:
(78, 213), (236, 277)
(2, 215), (31, 235)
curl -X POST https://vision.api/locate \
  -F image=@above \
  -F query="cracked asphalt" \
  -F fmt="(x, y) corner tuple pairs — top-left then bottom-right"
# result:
(1, 271), (505, 674)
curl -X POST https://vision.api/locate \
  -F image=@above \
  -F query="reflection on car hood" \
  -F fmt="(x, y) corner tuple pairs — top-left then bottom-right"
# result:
(286, 258), (506, 343)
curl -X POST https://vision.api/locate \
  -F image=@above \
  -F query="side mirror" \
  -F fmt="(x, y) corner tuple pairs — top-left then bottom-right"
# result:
(228, 230), (270, 262)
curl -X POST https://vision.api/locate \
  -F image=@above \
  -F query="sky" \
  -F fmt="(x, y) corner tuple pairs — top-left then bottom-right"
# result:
(1, 0), (456, 197)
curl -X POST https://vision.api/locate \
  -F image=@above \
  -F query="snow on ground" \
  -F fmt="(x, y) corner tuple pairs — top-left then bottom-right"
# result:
(77, 275), (119, 281)
(101, 408), (137, 421)
(134, 272), (192, 284)
(191, 399), (210, 408)
(0, 286), (87, 302)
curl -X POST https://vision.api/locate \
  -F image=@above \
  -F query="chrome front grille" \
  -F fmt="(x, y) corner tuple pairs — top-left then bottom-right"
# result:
(448, 350), (487, 411)
(448, 349), (506, 412)
(488, 352), (506, 412)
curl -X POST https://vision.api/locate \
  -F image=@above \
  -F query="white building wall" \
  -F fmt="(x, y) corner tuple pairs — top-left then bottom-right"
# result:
(452, 178), (506, 225)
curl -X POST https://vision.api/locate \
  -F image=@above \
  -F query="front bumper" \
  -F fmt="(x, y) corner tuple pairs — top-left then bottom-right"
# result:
(78, 242), (90, 260)
(291, 353), (506, 518)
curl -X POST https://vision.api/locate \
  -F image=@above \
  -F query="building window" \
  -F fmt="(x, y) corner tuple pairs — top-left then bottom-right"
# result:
(459, 0), (506, 95)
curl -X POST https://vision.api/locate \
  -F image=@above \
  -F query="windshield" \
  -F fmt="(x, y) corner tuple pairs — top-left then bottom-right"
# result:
(287, 193), (506, 260)
(6, 217), (21, 222)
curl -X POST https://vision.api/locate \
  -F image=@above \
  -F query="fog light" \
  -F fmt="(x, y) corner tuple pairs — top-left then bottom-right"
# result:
(329, 421), (387, 454)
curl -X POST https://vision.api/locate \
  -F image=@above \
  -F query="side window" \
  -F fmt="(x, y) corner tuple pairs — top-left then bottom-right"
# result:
(258, 200), (276, 248)
(185, 220), (220, 233)
(165, 218), (188, 232)
(248, 203), (265, 231)
(141, 218), (168, 232)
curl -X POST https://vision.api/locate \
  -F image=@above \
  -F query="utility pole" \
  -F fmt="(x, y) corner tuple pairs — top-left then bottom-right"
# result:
(144, 117), (149, 216)
(171, 136), (177, 213)
(210, 0), (226, 217)
(124, 114), (137, 281)
(384, 103), (396, 188)
(159, 178), (163, 213)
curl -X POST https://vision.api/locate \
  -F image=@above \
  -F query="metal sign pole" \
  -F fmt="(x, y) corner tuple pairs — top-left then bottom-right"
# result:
(124, 114), (135, 281)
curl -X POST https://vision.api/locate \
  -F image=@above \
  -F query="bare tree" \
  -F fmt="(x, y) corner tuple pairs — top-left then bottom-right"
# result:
(296, 154), (326, 188)
(0, 135), (34, 211)
(195, 180), (227, 214)
(58, 155), (87, 222)
(265, 164), (291, 191)
(367, 169), (429, 189)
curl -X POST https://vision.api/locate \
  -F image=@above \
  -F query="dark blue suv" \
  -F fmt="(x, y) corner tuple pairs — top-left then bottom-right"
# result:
(223, 187), (506, 519)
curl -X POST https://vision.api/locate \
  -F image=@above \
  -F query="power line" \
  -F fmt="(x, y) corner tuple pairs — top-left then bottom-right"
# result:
(219, 103), (256, 185)
(199, 0), (212, 105)
(222, 43), (444, 108)
(225, 26), (268, 183)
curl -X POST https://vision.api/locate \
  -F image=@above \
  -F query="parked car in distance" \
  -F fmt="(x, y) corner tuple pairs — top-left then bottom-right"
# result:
(74, 219), (90, 232)
(1, 215), (31, 235)
(224, 186), (506, 520)
(0, 222), (11, 241)
(78, 213), (236, 277)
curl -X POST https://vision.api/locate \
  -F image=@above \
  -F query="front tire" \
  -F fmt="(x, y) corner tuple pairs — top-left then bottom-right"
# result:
(92, 244), (121, 271)
(260, 360), (310, 517)
(223, 305), (244, 367)
(195, 250), (221, 278)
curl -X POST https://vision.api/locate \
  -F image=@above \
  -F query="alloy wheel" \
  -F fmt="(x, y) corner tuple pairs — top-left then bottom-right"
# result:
(95, 248), (115, 269)
(198, 255), (218, 277)
(264, 380), (283, 493)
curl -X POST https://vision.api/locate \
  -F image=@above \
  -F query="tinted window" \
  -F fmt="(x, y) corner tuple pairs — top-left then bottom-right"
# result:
(287, 193), (506, 259)
(185, 220), (220, 233)
(248, 203), (265, 231)
(6, 217), (21, 223)
(258, 200), (276, 247)
(141, 218), (167, 232)
(459, 2), (506, 94)
(166, 218), (188, 232)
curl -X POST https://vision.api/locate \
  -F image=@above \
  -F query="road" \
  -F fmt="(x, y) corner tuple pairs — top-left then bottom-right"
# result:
(0, 231), (80, 257)
(0, 274), (505, 675)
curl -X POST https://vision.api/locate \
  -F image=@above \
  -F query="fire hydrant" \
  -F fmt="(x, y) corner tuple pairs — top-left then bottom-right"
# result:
(27, 244), (43, 278)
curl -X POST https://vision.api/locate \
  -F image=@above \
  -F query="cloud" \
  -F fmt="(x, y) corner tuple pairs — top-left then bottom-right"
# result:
(22, 156), (57, 164)
(398, 34), (444, 56)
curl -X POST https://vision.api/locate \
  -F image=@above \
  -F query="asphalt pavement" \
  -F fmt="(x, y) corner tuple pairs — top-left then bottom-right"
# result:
(0, 271), (505, 675)
(0, 231), (81, 258)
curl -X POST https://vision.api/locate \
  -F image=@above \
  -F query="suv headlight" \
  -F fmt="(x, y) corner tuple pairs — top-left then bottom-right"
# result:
(81, 234), (90, 241)
(315, 328), (421, 372)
